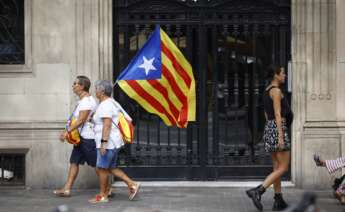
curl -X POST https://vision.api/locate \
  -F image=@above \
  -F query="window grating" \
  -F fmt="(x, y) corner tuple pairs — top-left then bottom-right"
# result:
(0, 149), (26, 186)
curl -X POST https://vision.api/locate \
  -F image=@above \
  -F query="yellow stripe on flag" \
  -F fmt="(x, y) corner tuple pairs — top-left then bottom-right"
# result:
(160, 29), (194, 81)
(118, 81), (174, 126)
(160, 29), (196, 122)
(161, 53), (189, 93)
(136, 80), (178, 122)
(160, 75), (183, 109)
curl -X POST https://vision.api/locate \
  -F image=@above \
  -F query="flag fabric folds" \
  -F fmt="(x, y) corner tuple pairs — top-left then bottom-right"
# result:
(116, 26), (196, 128)
(117, 112), (134, 144)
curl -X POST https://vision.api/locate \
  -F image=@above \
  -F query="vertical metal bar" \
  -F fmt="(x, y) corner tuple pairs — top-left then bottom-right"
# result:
(186, 25), (194, 168)
(212, 25), (219, 166)
(271, 25), (276, 64)
(167, 127), (171, 163)
(198, 14), (208, 179)
(177, 129), (182, 164)
(251, 24), (259, 161)
(223, 26), (230, 154)
(11, 156), (15, 182)
(146, 115), (151, 165)
(0, 155), (3, 184)
(156, 121), (161, 165)
(232, 19), (239, 108)
(279, 25), (287, 67)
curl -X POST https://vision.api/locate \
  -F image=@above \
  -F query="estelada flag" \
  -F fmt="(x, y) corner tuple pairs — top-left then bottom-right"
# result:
(116, 26), (196, 128)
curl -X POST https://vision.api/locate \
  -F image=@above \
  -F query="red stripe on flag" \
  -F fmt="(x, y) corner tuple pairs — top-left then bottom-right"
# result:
(126, 80), (177, 125)
(161, 65), (188, 126)
(161, 42), (192, 88)
(147, 80), (180, 121)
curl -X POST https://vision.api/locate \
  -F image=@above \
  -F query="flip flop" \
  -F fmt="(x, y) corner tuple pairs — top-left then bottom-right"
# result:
(53, 189), (71, 197)
(129, 183), (140, 201)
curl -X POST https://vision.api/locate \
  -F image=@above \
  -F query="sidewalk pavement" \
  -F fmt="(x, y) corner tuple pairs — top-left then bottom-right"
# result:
(0, 187), (344, 212)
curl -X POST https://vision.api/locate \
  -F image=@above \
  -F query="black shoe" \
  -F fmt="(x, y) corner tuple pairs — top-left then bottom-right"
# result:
(272, 193), (288, 211)
(246, 185), (265, 211)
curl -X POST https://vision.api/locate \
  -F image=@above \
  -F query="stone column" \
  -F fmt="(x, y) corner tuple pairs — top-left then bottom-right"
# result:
(292, 0), (339, 188)
(75, 0), (113, 83)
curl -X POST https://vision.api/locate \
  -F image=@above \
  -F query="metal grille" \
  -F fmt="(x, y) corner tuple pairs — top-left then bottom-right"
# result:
(114, 0), (291, 180)
(0, 150), (26, 186)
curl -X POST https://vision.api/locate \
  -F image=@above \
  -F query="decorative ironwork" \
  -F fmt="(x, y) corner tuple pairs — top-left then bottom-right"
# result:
(0, 0), (25, 64)
(114, 0), (291, 180)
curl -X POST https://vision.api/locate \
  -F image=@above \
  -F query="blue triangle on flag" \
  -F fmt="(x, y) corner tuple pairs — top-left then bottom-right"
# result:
(116, 26), (162, 81)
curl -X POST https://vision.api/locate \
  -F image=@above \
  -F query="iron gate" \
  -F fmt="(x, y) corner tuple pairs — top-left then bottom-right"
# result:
(113, 0), (291, 180)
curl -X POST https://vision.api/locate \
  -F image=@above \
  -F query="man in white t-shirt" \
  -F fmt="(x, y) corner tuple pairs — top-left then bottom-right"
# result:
(88, 80), (139, 204)
(53, 76), (98, 197)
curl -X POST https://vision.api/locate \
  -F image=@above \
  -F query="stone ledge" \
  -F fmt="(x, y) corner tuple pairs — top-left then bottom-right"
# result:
(303, 121), (345, 128)
(0, 148), (29, 154)
(0, 121), (65, 130)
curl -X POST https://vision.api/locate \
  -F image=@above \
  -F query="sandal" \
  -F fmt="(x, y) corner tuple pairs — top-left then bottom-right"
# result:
(129, 183), (140, 201)
(108, 187), (115, 198)
(88, 194), (109, 204)
(313, 154), (323, 166)
(53, 189), (71, 197)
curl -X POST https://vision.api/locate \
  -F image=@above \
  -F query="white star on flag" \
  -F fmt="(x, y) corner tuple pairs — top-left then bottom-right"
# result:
(138, 56), (157, 75)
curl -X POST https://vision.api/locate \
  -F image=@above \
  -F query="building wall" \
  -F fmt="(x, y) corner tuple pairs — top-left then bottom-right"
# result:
(0, 0), (112, 188)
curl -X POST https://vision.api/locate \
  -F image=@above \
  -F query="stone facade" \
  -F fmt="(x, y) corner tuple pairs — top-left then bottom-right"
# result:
(0, 0), (112, 188)
(0, 0), (344, 188)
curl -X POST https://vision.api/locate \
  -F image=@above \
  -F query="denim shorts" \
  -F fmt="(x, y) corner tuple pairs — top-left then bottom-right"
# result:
(96, 148), (118, 169)
(70, 137), (97, 167)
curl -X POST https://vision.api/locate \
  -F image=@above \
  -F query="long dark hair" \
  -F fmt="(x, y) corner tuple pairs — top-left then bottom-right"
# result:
(265, 64), (283, 83)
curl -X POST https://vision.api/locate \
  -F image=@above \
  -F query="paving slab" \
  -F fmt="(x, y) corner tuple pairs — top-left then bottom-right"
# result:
(0, 187), (344, 212)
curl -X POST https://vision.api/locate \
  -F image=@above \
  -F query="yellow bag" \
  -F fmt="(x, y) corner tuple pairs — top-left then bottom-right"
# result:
(66, 117), (81, 146)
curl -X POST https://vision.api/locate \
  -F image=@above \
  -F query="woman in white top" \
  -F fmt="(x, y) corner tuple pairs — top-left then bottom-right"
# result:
(88, 80), (140, 204)
(54, 76), (98, 197)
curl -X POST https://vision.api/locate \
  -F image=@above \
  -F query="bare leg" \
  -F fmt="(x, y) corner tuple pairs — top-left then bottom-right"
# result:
(54, 163), (79, 196)
(110, 168), (136, 188)
(109, 168), (140, 200)
(271, 153), (281, 193)
(63, 163), (79, 190)
(97, 168), (109, 197)
(263, 151), (290, 189)
(95, 168), (113, 196)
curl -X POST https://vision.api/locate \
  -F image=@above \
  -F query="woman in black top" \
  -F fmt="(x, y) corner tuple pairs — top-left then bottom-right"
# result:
(246, 65), (291, 211)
